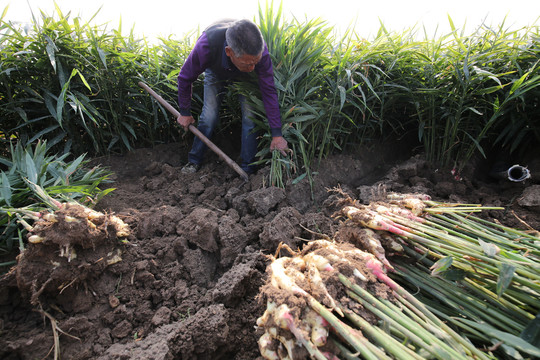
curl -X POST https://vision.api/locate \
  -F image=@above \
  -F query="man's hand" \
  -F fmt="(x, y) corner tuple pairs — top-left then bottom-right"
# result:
(177, 115), (195, 131)
(270, 136), (289, 156)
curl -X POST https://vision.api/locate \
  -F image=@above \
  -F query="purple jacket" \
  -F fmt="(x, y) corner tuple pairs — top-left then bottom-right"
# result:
(177, 31), (283, 137)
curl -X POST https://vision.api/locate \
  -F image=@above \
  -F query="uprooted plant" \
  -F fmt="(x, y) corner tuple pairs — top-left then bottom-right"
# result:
(4, 184), (131, 360)
(255, 189), (540, 359)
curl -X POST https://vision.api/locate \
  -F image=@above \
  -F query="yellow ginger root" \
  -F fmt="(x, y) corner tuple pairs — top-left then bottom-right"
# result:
(28, 235), (44, 244)
(305, 308), (329, 347)
(79, 206), (105, 221)
(270, 257), (308, 297)
(258, 331), (280, 360)
(400, 197), (426, 215)
(303, 253), (334, 272)
(41, 213), (57, 222)
(372, 203), (425, 222)
(304, 240), (370, 281)
(257, 301), (277, 327)
(273, 304), (293, 329)
(342, 206), (411, 238)
(385, 192), (429, 215)
(387, 192), (431, 201)
(257, 303), (298, 360)
(358, 228), (393, 269)
(64, 215), (79, 223)
(342, 206), (390, 230)
(379, 232), (404, 253)
(275, 334), (296, 360)
(313, 243), (374, 282)
(109, 214), (130, 237)
(306, 262), (343, 316)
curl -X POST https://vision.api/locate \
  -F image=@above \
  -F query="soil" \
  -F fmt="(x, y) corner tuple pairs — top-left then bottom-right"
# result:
(1, 133), (540, 360)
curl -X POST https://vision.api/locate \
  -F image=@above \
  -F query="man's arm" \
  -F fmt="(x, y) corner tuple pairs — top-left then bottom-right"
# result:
(177, 33), (212, 117)
(255, 46), (288, 154)
(255, 46), (283, 138)
(177, 33), (212, 130)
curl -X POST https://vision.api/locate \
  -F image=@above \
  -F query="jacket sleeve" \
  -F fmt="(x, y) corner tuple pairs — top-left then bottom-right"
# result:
(255, 45), (283, 137)
(177, 33), (212, 116)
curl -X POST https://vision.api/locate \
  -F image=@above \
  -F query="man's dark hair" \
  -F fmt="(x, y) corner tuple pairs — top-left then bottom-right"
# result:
(225, 19), (264, 56)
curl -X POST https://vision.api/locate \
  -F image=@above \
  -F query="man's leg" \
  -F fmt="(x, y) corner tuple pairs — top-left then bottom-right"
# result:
(187, 69), (223, 166)
(239, 94), (259, 174)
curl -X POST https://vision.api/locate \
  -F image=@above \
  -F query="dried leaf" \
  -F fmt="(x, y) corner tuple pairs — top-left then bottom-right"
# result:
(478, 239), (500, 257)
(497, 263), (515, 298)
(430, 256), (453, 276)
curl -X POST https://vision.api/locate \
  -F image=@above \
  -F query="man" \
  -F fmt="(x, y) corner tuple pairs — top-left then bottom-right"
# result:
(176, 19), (288, 174)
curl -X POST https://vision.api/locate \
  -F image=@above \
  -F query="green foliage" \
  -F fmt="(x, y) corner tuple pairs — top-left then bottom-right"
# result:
(0, 4), (539, 355)
(245, 3), (540, 186)
(1, 2), (539, 183)
(366, 18), (540, 169)
(0, 140), (113, 257)
(244, 2), (385, 191)
(0, 6), (198, 156)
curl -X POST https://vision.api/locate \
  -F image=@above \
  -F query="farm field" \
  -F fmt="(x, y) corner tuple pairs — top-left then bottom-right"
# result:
(1, 3), (540, 358)
(1, 137), (539, 359)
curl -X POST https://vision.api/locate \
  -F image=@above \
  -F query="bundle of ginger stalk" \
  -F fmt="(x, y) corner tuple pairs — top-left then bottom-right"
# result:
(255, 191), (498, 360)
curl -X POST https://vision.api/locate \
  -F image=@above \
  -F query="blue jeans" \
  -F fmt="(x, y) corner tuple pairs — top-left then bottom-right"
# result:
(187, 69), (259, 173)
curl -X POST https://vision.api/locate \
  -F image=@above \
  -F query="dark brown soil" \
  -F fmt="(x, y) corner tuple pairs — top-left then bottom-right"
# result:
(1, 135), (539, 360)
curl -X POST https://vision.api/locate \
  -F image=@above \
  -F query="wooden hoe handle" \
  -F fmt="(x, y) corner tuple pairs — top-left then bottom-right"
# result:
(138, 82), (249, 182)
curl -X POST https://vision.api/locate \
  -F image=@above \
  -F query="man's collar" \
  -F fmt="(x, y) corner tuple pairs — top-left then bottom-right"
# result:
(221, 40), (233, 70)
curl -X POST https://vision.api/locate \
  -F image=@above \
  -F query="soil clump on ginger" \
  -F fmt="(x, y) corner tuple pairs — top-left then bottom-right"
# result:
(1, 135), (539, 359)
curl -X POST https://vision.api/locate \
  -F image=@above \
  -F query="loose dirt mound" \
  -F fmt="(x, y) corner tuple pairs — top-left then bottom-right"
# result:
(1, 138), (539, 359)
